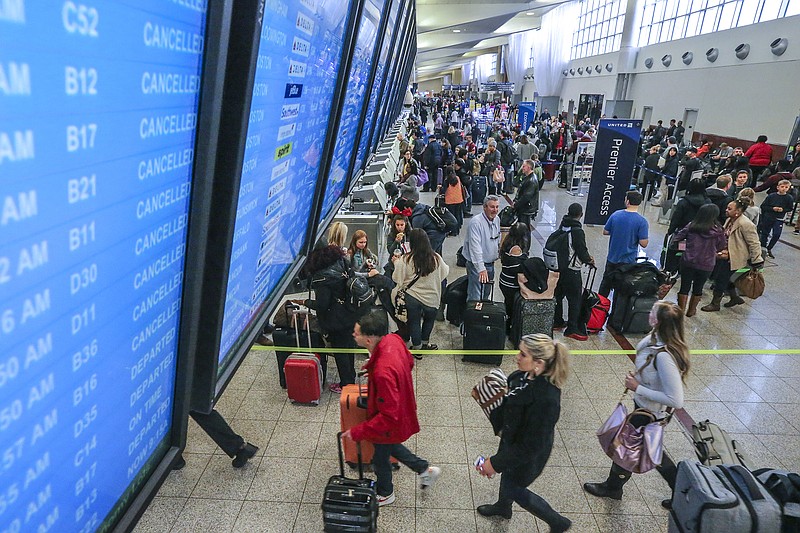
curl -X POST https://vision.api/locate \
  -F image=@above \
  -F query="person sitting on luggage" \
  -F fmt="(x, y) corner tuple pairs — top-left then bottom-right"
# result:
(391, 229), (449, 352)
(551, 203), (595, 341)
(667, 178), (711, 235)
(584, 300), (690, 508)
(598, 191), (649, 298)
(344, 309), (441, 507)
(304, 244), (373, 393)
(498, 223), (531, 329)
(701, 199), (764, 312)
(475, 334), (572, 533)
(347, 230), (378, 273)
(672, 204), (727, 317)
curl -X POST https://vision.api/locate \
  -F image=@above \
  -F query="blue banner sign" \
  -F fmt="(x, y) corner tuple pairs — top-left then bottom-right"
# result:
(518, 102), (536, 132)
(584, 119), (643, 225)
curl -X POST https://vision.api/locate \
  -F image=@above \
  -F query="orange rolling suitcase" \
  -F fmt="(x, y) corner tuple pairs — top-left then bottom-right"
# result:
(339, 382), (398, 468)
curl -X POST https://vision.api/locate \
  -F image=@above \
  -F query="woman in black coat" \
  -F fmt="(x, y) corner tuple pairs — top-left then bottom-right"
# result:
(303, 245), (364, 392)
(476, 334), (572, 532)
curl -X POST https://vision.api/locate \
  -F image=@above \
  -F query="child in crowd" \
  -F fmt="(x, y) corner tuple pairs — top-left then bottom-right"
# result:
(736, 188), (760, 227)
(759, 179), (794, 258)
(348, 230), (379, 271)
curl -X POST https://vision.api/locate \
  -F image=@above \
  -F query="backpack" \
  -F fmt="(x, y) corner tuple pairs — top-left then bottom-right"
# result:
(612, 261), (662, 297)
(543, 228), (577, 271)
(344, 268), (376, 312)
(499, 140), (517, 166)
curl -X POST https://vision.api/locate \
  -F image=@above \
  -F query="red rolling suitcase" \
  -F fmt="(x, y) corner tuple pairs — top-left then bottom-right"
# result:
(284, 310), (323, 405)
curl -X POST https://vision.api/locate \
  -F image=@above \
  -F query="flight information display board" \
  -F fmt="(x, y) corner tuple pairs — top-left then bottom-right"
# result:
(318, 0), (383, 222)
(218, 0), (353, 366)
(0, 1), (206, 532)
(356, 0), (400, 172)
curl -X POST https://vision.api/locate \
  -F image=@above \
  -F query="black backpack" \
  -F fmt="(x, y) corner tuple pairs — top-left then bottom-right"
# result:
(344, 268), (376, 313)
(612, 261), (663, 297)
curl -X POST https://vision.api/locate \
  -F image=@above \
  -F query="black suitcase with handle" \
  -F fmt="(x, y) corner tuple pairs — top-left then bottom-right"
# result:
(444, 275), (469, 326)
(462, 284), (505, 364)
(322, 433), (378, 532)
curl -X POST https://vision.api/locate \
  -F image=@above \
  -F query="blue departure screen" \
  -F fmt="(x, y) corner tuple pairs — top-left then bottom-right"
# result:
(318, 0), (383, 221)
(0, 2), (206, 532)
(219, 0), (352, 365)
(356, 0), (398, 169)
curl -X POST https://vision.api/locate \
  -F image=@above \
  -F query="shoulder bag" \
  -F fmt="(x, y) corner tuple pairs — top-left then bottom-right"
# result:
(392, 274), (421, 323)
(597, 389), (672, 474)
(734, 268), (765, 299)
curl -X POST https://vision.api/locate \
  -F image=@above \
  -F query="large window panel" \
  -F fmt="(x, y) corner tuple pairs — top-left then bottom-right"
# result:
(571, 0), (625, 59)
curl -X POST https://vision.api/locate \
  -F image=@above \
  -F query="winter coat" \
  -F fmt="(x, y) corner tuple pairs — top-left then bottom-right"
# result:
(724, 215), (763, 270)
(673, 224), (727, 272)
(423, 141), (442, 168)
(350, 334), (420, 444)
(668, 193), (711, 234)
(306, 258), (359, 334)
(513, 173), (540, 216)
(706, 187), (731, 224)
(745, 142), (773, 167)
(489, 371), (561, 485)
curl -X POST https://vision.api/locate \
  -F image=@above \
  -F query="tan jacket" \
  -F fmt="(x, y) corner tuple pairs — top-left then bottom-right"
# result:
(724, 215), (763, 270)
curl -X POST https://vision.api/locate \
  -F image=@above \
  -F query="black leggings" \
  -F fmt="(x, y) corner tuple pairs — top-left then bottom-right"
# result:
(678, 265), (712, 296)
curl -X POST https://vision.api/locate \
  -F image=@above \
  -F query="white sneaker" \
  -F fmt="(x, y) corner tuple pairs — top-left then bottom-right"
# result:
(419, 466), (441, 490)
(377, 492), (395, 507)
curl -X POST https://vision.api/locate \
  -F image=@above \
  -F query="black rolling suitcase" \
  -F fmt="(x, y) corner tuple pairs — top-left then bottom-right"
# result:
(609, 294), (657, 334)
(509, 293), (554, 346)
(462, 284), (505, 364)
(471, 175), (488, 205)
(273, 309), (326, 389)
(444, 275), (468, 326)
(322, 433), (379, 533)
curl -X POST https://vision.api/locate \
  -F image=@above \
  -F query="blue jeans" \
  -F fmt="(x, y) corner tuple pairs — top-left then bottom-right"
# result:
(497, 472), (569, 528)
(405, 293), (437, 346)
(373, 442), (428, 497)
(466, 261), (495, 301)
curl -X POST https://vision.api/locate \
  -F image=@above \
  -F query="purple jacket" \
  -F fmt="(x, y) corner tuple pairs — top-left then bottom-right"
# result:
(673, 224), (727, 271)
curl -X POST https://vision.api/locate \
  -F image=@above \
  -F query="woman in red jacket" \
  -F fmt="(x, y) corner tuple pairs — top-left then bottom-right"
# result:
(745, 135), (773, 185)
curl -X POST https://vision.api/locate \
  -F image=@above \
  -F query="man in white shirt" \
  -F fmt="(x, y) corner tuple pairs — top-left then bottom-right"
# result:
(462, 195), (501, 301)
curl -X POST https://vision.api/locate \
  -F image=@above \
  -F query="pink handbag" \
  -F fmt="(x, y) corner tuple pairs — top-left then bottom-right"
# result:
(597, 391), (669, 474)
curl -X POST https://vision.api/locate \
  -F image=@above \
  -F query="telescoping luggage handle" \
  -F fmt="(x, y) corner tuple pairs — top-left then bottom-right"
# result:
(584, 264), (597, 291)
(337, 431), (365, 480)
(290, 305), (314, 352)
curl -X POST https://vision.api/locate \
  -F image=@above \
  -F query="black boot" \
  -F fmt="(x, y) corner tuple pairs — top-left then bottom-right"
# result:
(476, 503), (512, 519)
(723, 289), (745, 307)
(583, 464), (630, 500)
(232, 443), (259, 468)
(549, 516), (572, 532)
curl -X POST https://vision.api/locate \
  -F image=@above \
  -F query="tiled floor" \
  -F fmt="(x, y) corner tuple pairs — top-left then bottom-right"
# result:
(135, 180), (800, 532)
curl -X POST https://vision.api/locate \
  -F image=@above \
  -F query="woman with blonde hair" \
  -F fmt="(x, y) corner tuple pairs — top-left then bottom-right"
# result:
(736, 187), (761, 227)
(584, 300), (690, 508)
(327, 221), (348, 249)
(476, 334), (572, 532)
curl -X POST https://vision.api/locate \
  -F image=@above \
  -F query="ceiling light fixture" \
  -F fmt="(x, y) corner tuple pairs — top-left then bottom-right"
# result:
(526, 12), (535, 15)
(452, 29), (461, 33)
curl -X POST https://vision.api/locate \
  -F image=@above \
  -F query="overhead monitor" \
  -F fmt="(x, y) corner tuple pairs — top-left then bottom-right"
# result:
(0, 1), (211, 530)
(212, 0), (358, 392)
(317, 0), (385, 227)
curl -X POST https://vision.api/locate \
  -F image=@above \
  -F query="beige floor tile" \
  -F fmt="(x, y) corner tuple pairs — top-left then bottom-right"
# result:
(133, 496), (186, 533)
(416, 370), (461, 396)
(171, 498), (242, 533)
(264, 421), (323, 458)
(416, 463), (475, 510)
(292, 503), (325, 533)
(704, 375), (765, 402)
(416, 509), (477, 532)
(233, 501), (299, 533)
(728, 401), (798, 435)
(247, 458), (312, 502)
(191, 454), (260, 500)
(158, 454), (211, 498)
(529, 466), (592, 514)
(591, 513), (667, 533)
(417, 395), (464, 427)
(416, 425), (468, 464)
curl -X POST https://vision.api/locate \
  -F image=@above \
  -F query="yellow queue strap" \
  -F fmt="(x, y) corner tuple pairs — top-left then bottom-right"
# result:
(251, 346), (800, 356)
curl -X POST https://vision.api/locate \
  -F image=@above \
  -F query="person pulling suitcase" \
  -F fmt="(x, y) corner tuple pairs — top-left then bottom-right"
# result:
(343, 309), (441, 507)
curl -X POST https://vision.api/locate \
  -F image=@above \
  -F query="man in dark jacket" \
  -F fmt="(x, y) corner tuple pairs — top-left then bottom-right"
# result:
(409, 200), (457, 256)
(345, 309), (441, 506)
(512, 159), (540, 229)
(454, 158), (473, 217)
(422, 135), (442, 191)
(677, 147), (704, 192)
(641, 145), (662, 200)
(705, 174), (732, 224)
(551, 203), (595, 341)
